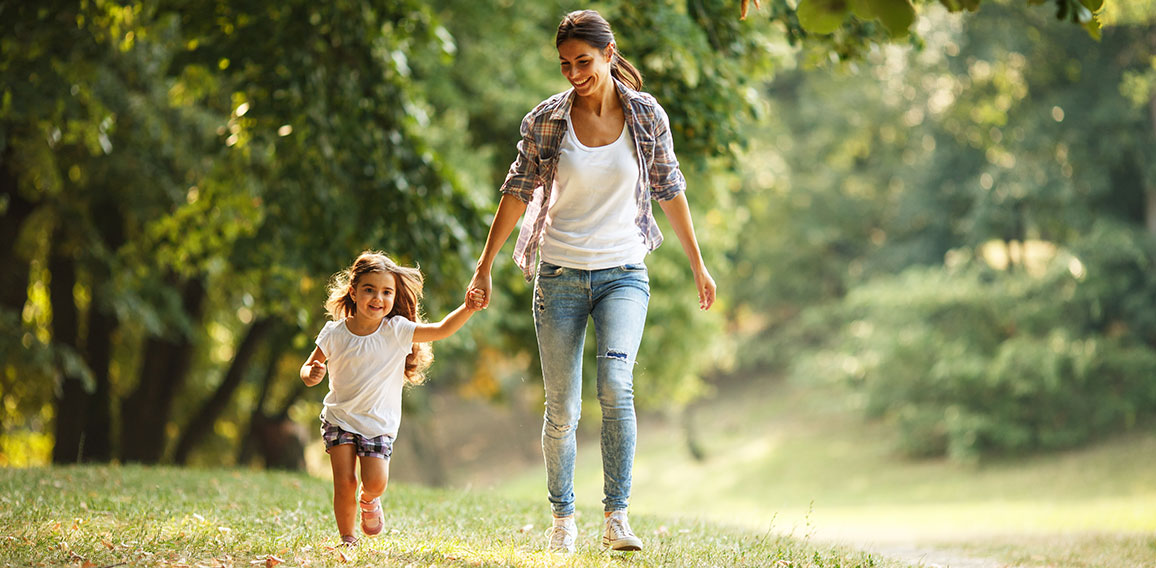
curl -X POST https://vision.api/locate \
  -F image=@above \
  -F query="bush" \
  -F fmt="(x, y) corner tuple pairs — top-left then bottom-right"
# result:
(792, 227), (1156, 461)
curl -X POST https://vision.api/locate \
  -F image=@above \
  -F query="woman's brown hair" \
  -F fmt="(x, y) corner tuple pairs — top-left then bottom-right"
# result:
(325, 251), (433, 385)
(556, 10), (643, 91)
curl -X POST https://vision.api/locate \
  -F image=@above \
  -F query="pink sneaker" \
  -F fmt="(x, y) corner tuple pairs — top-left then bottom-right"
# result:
(359, 497), (383, 536)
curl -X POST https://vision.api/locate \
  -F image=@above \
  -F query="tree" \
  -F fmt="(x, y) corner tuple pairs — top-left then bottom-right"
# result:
(1, 0), (481, 465)
(735, 1), (1156, 460)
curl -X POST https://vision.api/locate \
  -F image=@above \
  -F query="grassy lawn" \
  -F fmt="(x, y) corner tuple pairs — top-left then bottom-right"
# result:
(0, 464), (910, 568)
(490, 375), (1156, 567)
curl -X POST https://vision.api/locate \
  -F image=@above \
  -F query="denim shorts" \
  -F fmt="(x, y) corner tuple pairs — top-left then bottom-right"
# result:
(321, 421), (393, 460)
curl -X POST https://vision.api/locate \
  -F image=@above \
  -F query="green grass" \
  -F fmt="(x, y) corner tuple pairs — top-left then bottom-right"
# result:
(0, 465), (911, 568)
(490, 375), (1156, 566)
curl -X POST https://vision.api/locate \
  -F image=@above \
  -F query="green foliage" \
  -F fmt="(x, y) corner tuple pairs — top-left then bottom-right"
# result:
(782, 0), (1102, 42)
(614, 0), (779, 161)
(795, 241), (1156, 461)
(731, 2), (1156, 462)
(1, 0), (484, 465)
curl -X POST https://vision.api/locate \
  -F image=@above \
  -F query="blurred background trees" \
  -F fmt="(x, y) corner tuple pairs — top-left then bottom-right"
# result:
(3, 0), (1153, 473)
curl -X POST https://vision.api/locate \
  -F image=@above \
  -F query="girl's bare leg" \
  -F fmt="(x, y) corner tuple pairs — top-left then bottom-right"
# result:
(329, 444), (359, 539)
(358, 455), (389, 502)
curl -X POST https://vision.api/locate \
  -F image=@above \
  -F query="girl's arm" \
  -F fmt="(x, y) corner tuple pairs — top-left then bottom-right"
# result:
(657, 193), (717, 311)
(300, 347), (327, 386)
(412, 300), (481, 343)
(467, 193), (528, 309)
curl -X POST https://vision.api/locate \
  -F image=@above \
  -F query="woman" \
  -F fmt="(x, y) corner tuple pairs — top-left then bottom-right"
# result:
(466, 9), (716, 554)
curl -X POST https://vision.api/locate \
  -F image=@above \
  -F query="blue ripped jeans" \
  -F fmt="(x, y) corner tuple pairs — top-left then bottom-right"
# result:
(533, 261), (650, 517)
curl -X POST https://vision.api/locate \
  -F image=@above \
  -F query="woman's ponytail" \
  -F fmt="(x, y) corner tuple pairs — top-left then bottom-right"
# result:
(610, 47), (643, 91)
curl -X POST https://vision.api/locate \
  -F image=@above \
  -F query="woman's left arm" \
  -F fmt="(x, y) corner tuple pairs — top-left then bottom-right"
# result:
(658, 193), (716, 311)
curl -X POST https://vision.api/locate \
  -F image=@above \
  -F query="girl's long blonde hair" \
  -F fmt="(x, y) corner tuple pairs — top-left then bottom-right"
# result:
(324, 251), (432, 385)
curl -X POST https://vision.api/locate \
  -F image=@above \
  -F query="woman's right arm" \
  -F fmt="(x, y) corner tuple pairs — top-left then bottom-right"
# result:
(468, 193), (528, 309)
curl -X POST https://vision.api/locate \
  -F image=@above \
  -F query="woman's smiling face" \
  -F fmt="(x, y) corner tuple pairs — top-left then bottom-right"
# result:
(558, 38), (613, 98)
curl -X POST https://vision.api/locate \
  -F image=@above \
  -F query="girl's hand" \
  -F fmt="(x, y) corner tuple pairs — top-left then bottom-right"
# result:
(467, 268), (492, 310)
(305, 360), (326, 384)
(694, 267), (717, 311)
(465, 288), (486, 312)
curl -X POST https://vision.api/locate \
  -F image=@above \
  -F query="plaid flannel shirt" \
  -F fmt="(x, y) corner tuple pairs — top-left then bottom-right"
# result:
(500, 78), (687, 281)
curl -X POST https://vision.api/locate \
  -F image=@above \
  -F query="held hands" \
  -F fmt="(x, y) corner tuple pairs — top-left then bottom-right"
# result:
(464, 288), (486, 312)
(466, 267), (491, 310)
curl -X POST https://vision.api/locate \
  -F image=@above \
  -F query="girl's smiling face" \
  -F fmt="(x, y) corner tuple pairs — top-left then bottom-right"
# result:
(349, 271), (396, 323)
(558, 38), (613, 98)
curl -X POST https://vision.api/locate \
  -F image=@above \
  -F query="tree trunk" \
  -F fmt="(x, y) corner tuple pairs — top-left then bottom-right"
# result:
(79, 196), (125, 463)
(173, 317), (274, 464)
(237, 340), (287, 465)
(0, 150), (36, 314)
(82, 298), (116, 462)
(256, 380), (311, 470)
(49, 234), (88, 464)
(251, 412), (309, 471)
(119, 276), (207, 464)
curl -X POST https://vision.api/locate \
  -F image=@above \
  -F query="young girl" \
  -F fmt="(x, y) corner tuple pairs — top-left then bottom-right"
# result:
(301, 251), (482, 546)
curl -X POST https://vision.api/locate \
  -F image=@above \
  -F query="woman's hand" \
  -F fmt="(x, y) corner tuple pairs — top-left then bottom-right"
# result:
(657, 194), (718, 312)
(694, 266), (717, 311)
(467, 267), (492, 310)
(466, 194), (528, 311)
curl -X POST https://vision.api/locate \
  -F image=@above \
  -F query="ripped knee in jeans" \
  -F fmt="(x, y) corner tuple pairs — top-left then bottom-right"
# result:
(600, 349), (632, 364)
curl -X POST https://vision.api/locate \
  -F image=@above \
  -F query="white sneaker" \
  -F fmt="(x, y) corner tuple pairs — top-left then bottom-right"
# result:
(602, 511), (642, 551)
(545, 515), (577, 553)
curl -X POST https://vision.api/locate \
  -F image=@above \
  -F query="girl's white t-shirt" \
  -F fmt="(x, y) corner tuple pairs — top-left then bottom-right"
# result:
(315, 316), (417, 439)
(539, 113), (647, 269)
